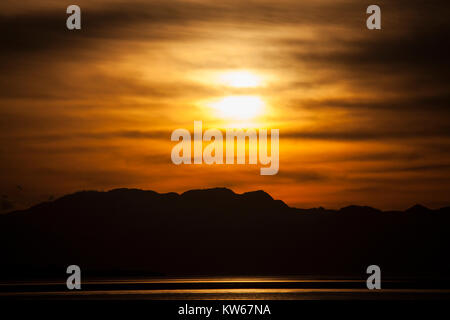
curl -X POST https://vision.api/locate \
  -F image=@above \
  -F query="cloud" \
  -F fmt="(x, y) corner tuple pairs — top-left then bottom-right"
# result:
(277, 169), (329, 183)
(0, 198), (14, 212)
(1, 0), (449, 210)
(282, 127), (450, 141)
(12, 124), (450, 144)
(364, 163), (450, 174)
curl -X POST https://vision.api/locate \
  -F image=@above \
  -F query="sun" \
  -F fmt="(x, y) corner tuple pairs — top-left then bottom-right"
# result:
(203, 70), (267, 120)
(209, 95), (265, 120)
(217, 71), (263, 88)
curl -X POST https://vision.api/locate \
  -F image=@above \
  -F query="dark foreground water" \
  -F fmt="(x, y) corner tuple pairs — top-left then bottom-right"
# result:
(1, 277), (450, 300)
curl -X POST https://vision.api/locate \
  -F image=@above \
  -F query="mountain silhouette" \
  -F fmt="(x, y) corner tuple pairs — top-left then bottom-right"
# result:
(0, 188), (449, 279)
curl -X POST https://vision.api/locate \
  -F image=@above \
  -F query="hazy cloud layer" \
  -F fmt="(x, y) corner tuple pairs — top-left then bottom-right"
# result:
(1, 0), (449, 210)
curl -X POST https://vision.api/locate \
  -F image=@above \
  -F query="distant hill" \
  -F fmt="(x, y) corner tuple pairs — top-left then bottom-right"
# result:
(1, 188), (449, 279)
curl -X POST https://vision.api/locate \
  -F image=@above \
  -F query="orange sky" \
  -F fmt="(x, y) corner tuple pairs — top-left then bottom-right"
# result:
(1, 0), (449, 211)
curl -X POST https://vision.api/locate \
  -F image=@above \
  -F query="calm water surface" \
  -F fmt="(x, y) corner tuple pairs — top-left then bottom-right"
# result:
(1, 277), (449, 300)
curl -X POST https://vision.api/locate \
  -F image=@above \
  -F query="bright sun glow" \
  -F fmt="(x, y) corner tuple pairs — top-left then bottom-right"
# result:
(209, 96), (265, 119)
(218, 71), (263, 88)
